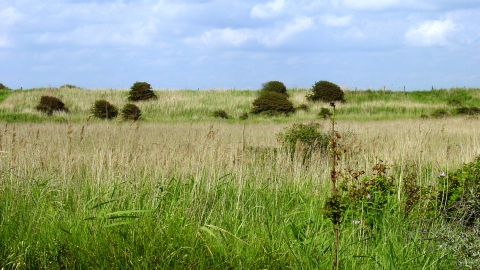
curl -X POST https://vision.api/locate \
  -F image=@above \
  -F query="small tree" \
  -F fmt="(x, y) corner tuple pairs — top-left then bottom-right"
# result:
(261, 81), (288, 97)
(91, 100), (118, 119)
(307, 80), (344, 102)
(121, 103), (142, 121)
(251, 91), (295, 115)
(128, 82), (157, 101)
(35, 96), (69, 116)
(0, 83), (10, 90)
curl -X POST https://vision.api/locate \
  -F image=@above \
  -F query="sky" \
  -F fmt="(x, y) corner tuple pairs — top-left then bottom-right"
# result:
(1, 0), (480, 90)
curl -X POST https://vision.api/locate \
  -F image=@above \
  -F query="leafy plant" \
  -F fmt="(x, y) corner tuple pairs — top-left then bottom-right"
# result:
(128, 82), (157, 102)
(318, 107), (332, 119)
(35, 96), (69, 116)
(307, 81), (344, 102)
(277, 123), (329, 162)
(91, 100), (118, 119)
(260, 81), (288, 97)
(212, 109), (229, 119)
(250, 91), (295, 115)
(121, 103), (141, 121)
(0, 83), (10, 90)
(438, 155), (480, 227)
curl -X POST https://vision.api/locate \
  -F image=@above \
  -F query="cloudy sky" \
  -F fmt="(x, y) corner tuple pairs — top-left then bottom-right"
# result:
(1, 0), (480, 90)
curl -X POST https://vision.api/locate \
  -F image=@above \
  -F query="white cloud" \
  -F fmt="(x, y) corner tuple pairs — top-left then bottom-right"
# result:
(260, 16), (314, 46)
(0, 7), (22, 25)
(404, 19), (458, 47)
(193, 28), (255, 47)
(320, 14), (352, 27)
(250, 0), (285, 19)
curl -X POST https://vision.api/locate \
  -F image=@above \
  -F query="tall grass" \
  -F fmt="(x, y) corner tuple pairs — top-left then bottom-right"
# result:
(0, 118), (478, 268)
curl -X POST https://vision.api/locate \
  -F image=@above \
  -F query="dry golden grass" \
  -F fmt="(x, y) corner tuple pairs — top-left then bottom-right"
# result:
(1, 117), (478, 191)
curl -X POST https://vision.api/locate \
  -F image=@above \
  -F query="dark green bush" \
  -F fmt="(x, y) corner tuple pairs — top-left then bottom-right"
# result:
(128, 82), (157, 102)
(35, 96), (69, 116)
(307, 80), (344, 102)
(431, 109), (449, 118)
(296, 103), (309, 112)
(456, 106), (480, 115)
(0, 83), (10, 90)
(251, 91), (295, 115)
(277, 123), (329, 162)
(212, 109), (229, 119)
(121, 103), (141, 121)
(91, 100), (118, 119)
(318, 107), (332, 119)
(260, 81), (288, 97)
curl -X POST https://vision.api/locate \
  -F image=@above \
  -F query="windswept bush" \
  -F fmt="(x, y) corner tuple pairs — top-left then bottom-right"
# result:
(121, 103), (141, 121)
(456, 106), (480, 116)
(91, 100), (118, 119)
(35, 96), (69, 116)
(251, 91), (295, 115)
(260, 81), (288, 97)
(307, 80), (344, 102)
(128, 82), (157, 102)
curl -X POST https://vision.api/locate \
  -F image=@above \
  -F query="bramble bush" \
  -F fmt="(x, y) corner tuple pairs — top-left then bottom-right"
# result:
(212, 109), (229, 119)
(251, 91), (295, 115)
(260, 81), (288, 97)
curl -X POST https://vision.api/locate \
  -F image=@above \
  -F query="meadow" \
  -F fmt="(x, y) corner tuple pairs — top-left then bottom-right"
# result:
(1, 86), (480, 269)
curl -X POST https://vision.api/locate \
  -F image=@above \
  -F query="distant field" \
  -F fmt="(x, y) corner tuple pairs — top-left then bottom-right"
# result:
(1, 86), (480, 122)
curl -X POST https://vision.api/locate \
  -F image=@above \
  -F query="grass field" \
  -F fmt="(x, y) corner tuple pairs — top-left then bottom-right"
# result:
(1, 87), (480, 268)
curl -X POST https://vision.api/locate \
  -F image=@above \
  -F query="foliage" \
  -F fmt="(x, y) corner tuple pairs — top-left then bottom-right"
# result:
(431, 108), (449, 118)
(307, 80), (344, 102)
(91, 100), (118, 119)
(455, 106), (480, 115)
(239, 112), (249, 120)
(318, 107), (332, 119)
(438, 155), (480, 227)
(35, 96), (69, 116)
(212, 109), (229, 119)
(0, 83), (10, 90)
(60, 84), (81, 89)
(121, 103), (141, 121)
(296, 103), (309, 112)
(277, 123), (329, 162)
(128, 82), (157, 102)
(250, 91), (295, 115)
(260, 81), (288, 97)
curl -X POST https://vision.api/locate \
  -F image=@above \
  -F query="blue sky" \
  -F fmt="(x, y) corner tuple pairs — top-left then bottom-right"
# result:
(1, 0), (480, 90)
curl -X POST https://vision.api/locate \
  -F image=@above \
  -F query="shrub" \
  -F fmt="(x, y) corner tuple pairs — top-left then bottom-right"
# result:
(250, 91), (295, 115)
(35, 96), (69, 116)
(318, 107), (332, 119)
(296, 103), (309, 112)
(212, 109), (229, 119)
(121, 103), (141, 121)
(307, 80), (344, 102)
(0, 83), (10, 90)
(260, 81), (288, 97)
(431, 109), (449, 118)
(60, 84), (80, 89)
(239, 112), (249, 120)
(128, 82), (157, 102)
(456, 106), (480, 115)
(438, 155), (480, 227)
(91, 100), (118, 119)
(277, 123), (329, 162)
